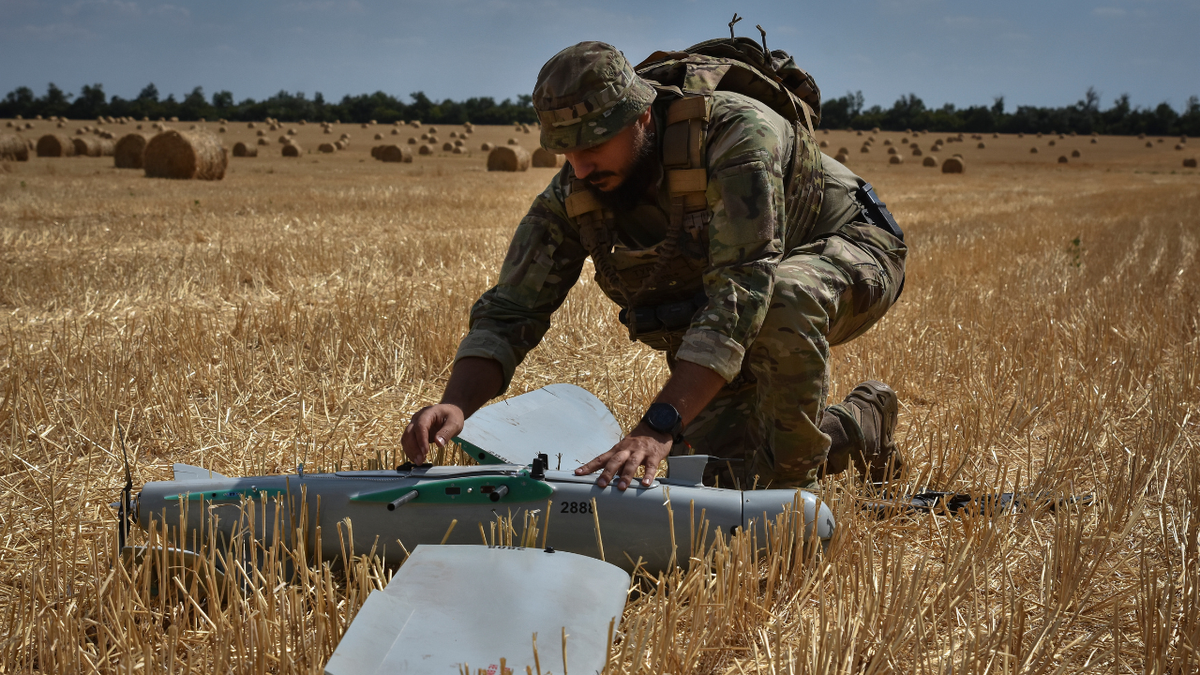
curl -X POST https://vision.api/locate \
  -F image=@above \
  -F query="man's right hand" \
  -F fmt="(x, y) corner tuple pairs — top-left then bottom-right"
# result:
(401, 404), (466, 464)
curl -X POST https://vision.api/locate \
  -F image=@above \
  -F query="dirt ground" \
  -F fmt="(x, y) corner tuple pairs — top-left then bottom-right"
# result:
(1, 118), (1198, 673)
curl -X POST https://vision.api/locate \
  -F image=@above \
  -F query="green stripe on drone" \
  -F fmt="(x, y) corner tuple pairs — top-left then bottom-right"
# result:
(351, 475), (553, 505)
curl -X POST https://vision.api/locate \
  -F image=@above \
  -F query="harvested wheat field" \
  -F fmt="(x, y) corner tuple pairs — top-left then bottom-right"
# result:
(1, 122), (1199, 674)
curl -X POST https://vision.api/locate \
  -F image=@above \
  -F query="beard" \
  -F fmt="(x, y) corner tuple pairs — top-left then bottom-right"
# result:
(586, 125), (659, 213)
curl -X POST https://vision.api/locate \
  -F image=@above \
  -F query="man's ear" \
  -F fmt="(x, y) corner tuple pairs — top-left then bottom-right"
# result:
(638, 108), (653, 129)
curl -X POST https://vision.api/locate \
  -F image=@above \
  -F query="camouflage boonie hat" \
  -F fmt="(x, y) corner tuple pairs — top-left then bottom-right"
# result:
(533, 41), (656, 153)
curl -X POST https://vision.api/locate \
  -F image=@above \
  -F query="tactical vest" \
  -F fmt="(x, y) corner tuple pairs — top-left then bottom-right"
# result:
(564, 38), (826, 352)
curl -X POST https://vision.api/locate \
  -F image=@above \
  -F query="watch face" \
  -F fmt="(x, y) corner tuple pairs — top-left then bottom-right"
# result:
(646, 403), (680, 433)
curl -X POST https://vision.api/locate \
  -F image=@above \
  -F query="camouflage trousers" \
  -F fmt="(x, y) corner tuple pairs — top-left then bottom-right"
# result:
(671, 220), (907, 489)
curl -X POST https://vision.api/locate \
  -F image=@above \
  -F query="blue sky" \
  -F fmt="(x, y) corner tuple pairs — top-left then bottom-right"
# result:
(2, 0), (1197, 112)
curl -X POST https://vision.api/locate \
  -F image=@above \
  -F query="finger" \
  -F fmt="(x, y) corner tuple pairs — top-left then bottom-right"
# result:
(616, 450), (645, 491)
(597, 451), (629, 489)
(432, 418), (459, 449)
(642, 455), (663, 487)
(576, 450), (616, 475)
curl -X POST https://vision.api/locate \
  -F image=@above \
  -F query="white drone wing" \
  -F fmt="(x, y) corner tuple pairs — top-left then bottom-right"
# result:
(455, 383), (624, 470)
(324, 545), (630, 675)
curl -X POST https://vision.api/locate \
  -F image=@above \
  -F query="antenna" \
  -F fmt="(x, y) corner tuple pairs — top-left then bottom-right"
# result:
(728, 13), (742, 39)
(116, 413), (134, 551)
(756, 25), (776, 75)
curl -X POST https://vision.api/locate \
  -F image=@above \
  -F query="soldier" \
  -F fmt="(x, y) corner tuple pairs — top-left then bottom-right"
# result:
(402, 41), (908, 491)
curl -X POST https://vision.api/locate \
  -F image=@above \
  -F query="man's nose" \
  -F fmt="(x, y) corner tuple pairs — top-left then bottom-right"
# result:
(565, 153), (591, 179)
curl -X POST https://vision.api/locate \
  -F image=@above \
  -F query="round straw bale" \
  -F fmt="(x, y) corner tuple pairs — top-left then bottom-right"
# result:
(887, 146), (897, 155)
(324, 127), (333, 134)
(428, 126), (438, 133)
(391, 128), (400, 135)
(371, 145), (381, 159)
(37, 133), (76, 157)
(361, 123), (369, 129)
(454, 139), (464, 147)
(976, 142), (986, 149)
(189, 124), (197, 130)
(819, 140), (829, 148)
(993, 133), (999, 138)
(427, 135), (438, 144)
(487, 145), (530, 171)
(1030, 147), (1038, 154)
(408, 137), (417, 145)
(219, 126), (227, 133)
(507, 138), (520, 145)
(257, 129), (266, 137)
(282, 143), (302, 157)
(374, 133), (383, 140)
(860, 145), (870, 153)
(856, 130), (863, 136)
(169, 116), (179, 122)
(888, 155), (903, 165)
(381, 145), (414, 163)
(941, 157), (964, 173)
(1176, 144), (1185, 150)
(452, 146), (464, 154)
(0, 134), (30, 161)
(418, 144), (433, 155)
(334, 140), (346, 150)
(287, 128), (298, 136)
(1137, 133), (1145, 139)
(837, 147), (849, 155)
(144, 130), (228, 179)
(883, 139), (892, 146)
(450, 131), (458, 138)
(1145, 141), (1153, 148)
(232, 141), (257, 158)
(1071, 149), (1081, 158)
(1048, 140), (1056, 146)
(1183, 158), (1197, 168)
(71, 136), (101, 157)
(922, 156), (937, 167)
(442, 141), (455, 151)
(76, 128), (88, 135)
(531, 148), (561, 168)
(98, 139), (115, 156)
(319, 142), (336, 153)
(278, 135), (290, 144)
(912, 148), (923, 156)
(834, 152), (849, 163)
(1057, 155), (1068, 163)
(257, 138), (269, 146)
(1090, 138), (1098, 144)
(420, 132), (429, 140)
(481, 142), (495, 151)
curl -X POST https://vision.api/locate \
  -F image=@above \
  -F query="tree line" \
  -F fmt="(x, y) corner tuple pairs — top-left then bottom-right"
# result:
(0, 83), (540, 126)
(3, 82), (1198, 136)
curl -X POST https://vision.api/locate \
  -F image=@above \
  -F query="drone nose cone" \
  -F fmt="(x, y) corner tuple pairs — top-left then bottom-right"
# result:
(741, 489), (836, 542)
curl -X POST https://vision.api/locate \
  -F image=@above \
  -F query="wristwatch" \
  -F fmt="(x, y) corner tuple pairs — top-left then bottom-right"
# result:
(641, 402), (684, 443)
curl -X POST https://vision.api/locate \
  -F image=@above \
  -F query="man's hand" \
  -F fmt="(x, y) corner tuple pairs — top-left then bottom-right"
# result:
(401, 404), (466, 464)
(575, 424), (673, 490)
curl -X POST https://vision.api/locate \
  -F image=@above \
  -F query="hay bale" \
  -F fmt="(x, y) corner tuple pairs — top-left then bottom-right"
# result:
(232, 141), (257, 157)
(427, 135), (438, 144)
(860, 145), (870, 153)
(37, 133), (76, 157)
(257, 138), (269, 146)
(819, 140), (829, 148)
(487, 145), (531, 171)
(319, 142), (337, 153)
(507, 138), (519, 145)
(374, 133), (383, 140)
(977, 142), (986, 149)
(1030, 147), (1038, 154)
(450, 131), (458, 139)
(418, 144), (433, 155)
(442, 141), (455, 151)
(1071, 150), (1081, 158)
(334, 140), (347, 150)
(144, 130), (227, 179)
(1176, 144), (1185, 150)
(452, 146), (464, 154)
(912, 148), (923, 156)
(481, 142), (495, 151)
(941, 157), (964, 173)
(888, 155), (903, 165)
(98, 139), (115, 156)
(370, 145), (381, 159)
(1048, 140), (1056, 146)
(887, 147), (897, 155)
(531, 148), (561, 168)
(0, 134), (30, 161)
(391, 128), (400, 135)
(1138, 133), (1146, 139)
(278, 135), (290, 144)
(883, 139), (892, 146)
(1183, 158), (1197, 168)
(287, 128), (298, 136)
(833, 152), (849, 163)
(408, 137), (417, 145)
(380, 145), (413, 163)
(257, 130), (266, 137)
(1057, 155), (1068, 163)
(1145, 141), (1153, 148)
(1090, 138), (1098, 144)
(282, 143), (302, 157)
(922, 156), (937, 167)
(72, 137), (103, 157)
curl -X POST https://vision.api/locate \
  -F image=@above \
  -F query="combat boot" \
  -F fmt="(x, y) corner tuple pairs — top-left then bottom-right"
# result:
(820, 380), (904, 483)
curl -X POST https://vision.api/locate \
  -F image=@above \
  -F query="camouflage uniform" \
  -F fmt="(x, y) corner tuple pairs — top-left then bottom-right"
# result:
(455, 43), (906, 488)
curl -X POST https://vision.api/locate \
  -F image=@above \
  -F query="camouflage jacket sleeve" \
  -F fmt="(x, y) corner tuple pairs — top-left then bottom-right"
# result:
(674, 91), (794, 382)
(453, 175), (588, 394)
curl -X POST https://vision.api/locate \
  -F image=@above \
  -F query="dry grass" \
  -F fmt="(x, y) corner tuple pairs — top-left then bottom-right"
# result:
(0, 124), (1198, 673)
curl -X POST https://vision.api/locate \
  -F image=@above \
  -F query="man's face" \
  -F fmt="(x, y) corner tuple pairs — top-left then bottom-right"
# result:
(563, 109), (654, 193)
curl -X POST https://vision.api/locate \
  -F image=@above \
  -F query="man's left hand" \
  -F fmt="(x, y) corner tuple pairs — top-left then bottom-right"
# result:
(575, 424), (673, 490)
